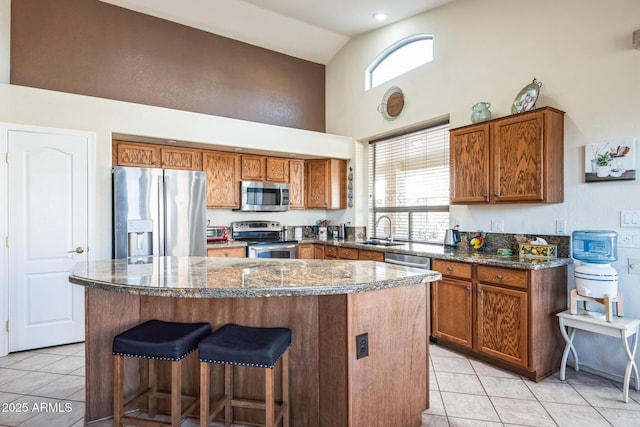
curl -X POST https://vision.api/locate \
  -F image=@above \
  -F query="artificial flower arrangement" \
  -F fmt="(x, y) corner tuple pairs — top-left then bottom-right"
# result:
(316, 219), (330, 227)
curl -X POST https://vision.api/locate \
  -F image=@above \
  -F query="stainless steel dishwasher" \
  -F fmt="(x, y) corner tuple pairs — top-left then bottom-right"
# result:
(384, 252), (431, 270)
(384, 252), (433, 339)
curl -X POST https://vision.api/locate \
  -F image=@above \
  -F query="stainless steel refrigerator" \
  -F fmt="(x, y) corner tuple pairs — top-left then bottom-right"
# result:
(113, 166), (207, 258)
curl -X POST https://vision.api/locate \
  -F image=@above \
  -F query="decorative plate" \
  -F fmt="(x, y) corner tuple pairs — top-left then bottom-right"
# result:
(511, 78), (542, 114)
(378, 86), (405, 120)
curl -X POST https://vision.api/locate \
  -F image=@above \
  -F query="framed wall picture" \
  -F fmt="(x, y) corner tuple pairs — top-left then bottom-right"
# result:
(585, 139), (636, 182)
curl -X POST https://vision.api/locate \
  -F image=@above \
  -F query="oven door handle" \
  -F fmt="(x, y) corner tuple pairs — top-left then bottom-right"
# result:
(252, 243), (298, 251)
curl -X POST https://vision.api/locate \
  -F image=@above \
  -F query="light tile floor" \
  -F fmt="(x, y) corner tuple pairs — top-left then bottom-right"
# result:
(1, 342), (639, 426)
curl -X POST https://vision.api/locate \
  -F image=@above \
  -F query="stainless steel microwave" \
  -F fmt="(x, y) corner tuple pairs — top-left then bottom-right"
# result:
(237, 181), (290, 212)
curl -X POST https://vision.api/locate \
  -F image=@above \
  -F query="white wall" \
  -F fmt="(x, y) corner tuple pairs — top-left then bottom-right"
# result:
(326, 0), (640, 381)
(0, 84), (352, 260)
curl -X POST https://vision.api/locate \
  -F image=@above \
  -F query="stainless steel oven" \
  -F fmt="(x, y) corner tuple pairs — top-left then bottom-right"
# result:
(247, 241), (298, 258)
(231, 220), (298, 259)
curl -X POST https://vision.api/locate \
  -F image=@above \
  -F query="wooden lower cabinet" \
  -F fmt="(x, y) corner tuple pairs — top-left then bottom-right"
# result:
(298, 243), (314, 259)
(431, 259), (566, 381)
(432, 277), (472, 348)
(476, 282), (527, 368)
(358, 249), (384, 262)
(323, 245), (338, 259)
(337, 247), (358, 260)
(314, 245), (325, 259)
(207, 247), (246, 258)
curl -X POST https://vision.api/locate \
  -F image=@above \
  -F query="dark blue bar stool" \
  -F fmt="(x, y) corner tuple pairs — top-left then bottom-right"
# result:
(112, 319), (212, 427)
(199, 323), (291, 427)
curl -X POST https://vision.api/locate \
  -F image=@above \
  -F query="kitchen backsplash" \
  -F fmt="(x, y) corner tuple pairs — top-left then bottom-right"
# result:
(457, 232), (571, 258)
(289, 226), (570, 258)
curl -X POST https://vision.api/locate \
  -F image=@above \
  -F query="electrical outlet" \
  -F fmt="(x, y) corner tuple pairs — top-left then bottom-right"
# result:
(356, 333), (368, 359)
(490, 219), (504, 232)
(618, 231), (640, 248)
(556, 220), (567, 234)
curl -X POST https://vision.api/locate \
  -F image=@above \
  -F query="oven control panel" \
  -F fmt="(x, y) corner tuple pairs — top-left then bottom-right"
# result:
(231, 221), (282, 232)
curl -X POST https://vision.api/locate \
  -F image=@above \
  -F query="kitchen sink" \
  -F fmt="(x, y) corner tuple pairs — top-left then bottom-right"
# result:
(358, 240), (405, 247)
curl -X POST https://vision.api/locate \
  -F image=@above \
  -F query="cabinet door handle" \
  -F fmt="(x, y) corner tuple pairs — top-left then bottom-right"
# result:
(465, 287), (471, 292)
(447, 266), (453, 271)
(496, 274), (503, 280)
(477, 289), (482, 294)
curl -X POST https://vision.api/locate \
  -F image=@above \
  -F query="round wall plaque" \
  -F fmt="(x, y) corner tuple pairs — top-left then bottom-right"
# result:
(378, 86), (405, 120)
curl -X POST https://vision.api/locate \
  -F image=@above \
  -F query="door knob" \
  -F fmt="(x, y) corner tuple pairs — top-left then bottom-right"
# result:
(67, 247), (85, 254)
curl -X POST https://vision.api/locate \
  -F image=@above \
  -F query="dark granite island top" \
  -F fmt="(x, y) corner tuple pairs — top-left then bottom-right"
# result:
(69, 256), (441, 298)
(72, 256), (440, 427)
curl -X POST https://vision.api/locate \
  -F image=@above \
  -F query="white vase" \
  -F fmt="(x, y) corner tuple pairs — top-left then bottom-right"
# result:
(596, 165), (611, 177)
(318, 227), (327, 241)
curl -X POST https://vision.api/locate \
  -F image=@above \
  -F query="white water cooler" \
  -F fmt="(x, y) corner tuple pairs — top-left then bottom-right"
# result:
(571, 230), (622, 321)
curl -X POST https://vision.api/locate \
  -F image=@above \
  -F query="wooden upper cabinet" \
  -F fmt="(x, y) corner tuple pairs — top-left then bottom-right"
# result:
(450, 107), (564, 204)
(289, 159), (305, 209)
(241, 155), (265, 180)
(266, 157), (289, 182)
(113, 141), (161, 168)
(113, 141), (201, 170)
(160, 146), (202, 170)
(449, 124), (490, 203)
(306, 159), (346, 209)
(241, 155), (289, 182)
(203, 151), (241, 208)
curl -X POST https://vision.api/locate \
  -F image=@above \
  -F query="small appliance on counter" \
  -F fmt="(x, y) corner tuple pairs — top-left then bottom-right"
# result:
(570, 230), (622, 321)
(206, 224), (228, 242)
(443, 226), (461, 247)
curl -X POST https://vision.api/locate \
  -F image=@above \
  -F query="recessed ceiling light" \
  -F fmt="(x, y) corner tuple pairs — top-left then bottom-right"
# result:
(373, 13), (388, 21)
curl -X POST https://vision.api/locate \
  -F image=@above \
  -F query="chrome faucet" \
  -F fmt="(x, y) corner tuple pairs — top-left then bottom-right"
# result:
(374, 215), (393, 241)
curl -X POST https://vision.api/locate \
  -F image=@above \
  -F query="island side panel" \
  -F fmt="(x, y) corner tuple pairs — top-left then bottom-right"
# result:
(318, 294), (349, 426)
(138, 295), (320, 427)
(85, 287), (141, 421)
(347, 283), (428, 427)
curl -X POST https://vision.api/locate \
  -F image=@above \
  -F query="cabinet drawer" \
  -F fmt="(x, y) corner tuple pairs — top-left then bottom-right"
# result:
(477, 266), (527, 289)
(359, 249), (384, 262)
(337, 247), (358, 260)
(324, 245), (338, 258)
(432, 259), (472, 279)
(207, 247), (246, 258)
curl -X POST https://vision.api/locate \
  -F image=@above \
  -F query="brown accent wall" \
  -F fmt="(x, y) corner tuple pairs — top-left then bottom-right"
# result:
(10, 0), (325, 132)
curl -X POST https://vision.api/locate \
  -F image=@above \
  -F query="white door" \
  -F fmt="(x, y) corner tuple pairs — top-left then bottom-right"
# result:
(7, 127), (91, 352)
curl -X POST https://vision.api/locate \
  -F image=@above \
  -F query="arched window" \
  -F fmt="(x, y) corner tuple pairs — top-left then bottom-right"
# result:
(366, 34), (433, 90)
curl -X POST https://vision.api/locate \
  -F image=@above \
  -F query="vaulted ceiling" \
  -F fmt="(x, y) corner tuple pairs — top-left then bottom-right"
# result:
(99, 0), (454, 64)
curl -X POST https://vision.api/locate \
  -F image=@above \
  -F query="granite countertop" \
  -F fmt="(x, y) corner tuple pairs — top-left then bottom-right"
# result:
(304, 240), (573, 270)
(69, 256), (441, 298)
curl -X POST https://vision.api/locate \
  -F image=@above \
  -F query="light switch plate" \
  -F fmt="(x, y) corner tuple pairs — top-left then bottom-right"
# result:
(620, 210), (640, 228)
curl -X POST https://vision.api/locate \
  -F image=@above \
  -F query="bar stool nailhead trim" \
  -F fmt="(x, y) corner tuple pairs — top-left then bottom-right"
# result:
(199, 323), (291, 427)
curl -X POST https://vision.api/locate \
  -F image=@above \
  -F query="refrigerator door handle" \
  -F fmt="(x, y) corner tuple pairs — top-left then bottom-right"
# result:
(158, 174), (166, 256)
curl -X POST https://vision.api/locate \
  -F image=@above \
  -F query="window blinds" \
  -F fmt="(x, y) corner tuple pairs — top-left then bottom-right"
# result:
(368, 123), (450, 243)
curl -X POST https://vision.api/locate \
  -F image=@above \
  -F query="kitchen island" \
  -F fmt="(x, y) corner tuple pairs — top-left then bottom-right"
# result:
(69, 256), (441, 427)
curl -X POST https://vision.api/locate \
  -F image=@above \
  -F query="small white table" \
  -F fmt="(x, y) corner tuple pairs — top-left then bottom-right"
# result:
(557, 309), (640, 402)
